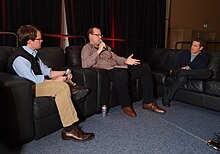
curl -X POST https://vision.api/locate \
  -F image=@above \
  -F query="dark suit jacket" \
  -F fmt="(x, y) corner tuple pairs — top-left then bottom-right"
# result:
(174, 50), (208, 69)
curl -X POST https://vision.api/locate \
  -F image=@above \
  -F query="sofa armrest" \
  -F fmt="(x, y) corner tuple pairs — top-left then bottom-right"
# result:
(69, 67), (98, 116)
(89, 68), (110, 112)
(0, 72), (34, 146)
(70, 67), (111, 113)
(65, 45), (112, 113)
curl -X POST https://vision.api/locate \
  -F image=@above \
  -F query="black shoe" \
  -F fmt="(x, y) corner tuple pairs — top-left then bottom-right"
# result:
(70, 85), (89, 101)
(162, 98), (171, 107)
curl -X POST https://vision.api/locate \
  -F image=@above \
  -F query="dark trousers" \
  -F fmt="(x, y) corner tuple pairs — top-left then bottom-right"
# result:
(165, 69), (212, 100)
(109, 63), (154, 107)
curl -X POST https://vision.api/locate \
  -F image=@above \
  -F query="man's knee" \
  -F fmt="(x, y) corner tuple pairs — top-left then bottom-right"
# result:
(56, 82), (70, 90)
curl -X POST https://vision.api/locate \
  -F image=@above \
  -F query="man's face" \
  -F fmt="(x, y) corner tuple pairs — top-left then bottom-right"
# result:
(191, 41), (203, 54)
(27, 31), (43, 50)
(89, 28), (103, 45)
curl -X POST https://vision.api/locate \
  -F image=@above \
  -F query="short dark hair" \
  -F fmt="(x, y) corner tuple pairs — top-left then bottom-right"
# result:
(17, 25), (41, 46)
(87, 26), (101, 36)
(193, 38), (206, 48)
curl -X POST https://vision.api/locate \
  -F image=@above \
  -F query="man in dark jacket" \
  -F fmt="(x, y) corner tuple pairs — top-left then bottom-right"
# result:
(162, 38), (212, 107)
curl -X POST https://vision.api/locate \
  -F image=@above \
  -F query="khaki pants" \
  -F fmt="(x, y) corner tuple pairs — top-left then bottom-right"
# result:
(35, 82), (79, 127)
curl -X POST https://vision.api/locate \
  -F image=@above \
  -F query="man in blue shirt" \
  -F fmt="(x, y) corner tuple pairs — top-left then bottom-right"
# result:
(7, 25), (94, 141)
(162, 38), (212, 107)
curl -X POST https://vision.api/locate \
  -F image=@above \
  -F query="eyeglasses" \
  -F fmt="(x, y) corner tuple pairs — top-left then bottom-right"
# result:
(35, 38), (43, 41)
(92, 34), (103, 37)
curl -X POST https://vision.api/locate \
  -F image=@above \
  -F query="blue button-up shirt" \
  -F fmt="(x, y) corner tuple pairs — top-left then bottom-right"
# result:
(12, 46), (51, 83)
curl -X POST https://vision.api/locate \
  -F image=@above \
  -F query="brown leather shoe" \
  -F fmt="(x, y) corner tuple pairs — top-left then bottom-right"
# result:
(122, 106), (137, 117)
(162, 98), (171, 107)
(70, 85), (89, 101)
(61, 126), (95, 141)
(143, 102), (166, 114)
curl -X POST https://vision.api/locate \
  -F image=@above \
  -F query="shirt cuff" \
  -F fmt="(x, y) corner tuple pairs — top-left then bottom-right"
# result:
(45, 68), (52, 78)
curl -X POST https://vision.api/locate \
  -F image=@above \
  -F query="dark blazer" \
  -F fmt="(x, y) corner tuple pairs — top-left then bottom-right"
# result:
(174, 50), (209, 69)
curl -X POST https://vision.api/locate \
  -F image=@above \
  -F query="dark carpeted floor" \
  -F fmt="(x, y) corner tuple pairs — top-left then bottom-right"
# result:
(2, 99), (220, 154)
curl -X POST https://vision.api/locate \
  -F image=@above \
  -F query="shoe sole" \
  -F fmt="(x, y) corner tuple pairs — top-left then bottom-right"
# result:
(62, 134), (95, 142)
(142, 107), (166, 114)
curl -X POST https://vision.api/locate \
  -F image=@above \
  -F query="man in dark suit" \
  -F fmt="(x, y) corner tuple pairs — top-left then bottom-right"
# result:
(162, 38), (212, 107)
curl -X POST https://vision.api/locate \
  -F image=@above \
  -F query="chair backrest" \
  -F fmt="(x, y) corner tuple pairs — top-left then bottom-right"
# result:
(0, 46), (18, 72)
(65, 45), (83, 67)
(149, 48), (184, 72)
(38, 47), (67, 70)
(204, 50), (220, 81)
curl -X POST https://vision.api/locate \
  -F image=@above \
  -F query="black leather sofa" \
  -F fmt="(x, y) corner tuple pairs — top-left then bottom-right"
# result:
(0, 45), (142, 147)
(148, 48), (220, 112)
(0, 46), (98, 147)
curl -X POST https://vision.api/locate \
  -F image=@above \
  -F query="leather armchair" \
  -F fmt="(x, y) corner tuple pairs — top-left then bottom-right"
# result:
(65, 45), (143, 112)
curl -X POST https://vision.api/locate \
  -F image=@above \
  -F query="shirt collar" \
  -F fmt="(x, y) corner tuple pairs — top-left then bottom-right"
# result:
(22, 46), (38, 57)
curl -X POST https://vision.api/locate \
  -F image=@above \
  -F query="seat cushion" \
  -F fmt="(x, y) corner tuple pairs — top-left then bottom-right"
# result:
(204, 81), (220, 97)
(183, 80), (204, 92)
(165, 77), (204, 92)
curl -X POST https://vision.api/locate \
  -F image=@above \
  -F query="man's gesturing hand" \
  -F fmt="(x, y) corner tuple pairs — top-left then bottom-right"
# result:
(125, 54), (140, 65)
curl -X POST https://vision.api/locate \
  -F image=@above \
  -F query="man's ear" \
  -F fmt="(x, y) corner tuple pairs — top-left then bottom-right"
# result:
(88, 34), (92, 39)
(27, 39), (32, 45)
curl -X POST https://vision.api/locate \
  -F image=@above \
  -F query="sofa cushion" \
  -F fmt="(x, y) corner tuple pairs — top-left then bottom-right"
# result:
(204, 50), (220, 81)
(165, 76), (204, 92)
(38, 47), (67, 70)
(204, 81), (220, 97)
(183, 80), (204, 92)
